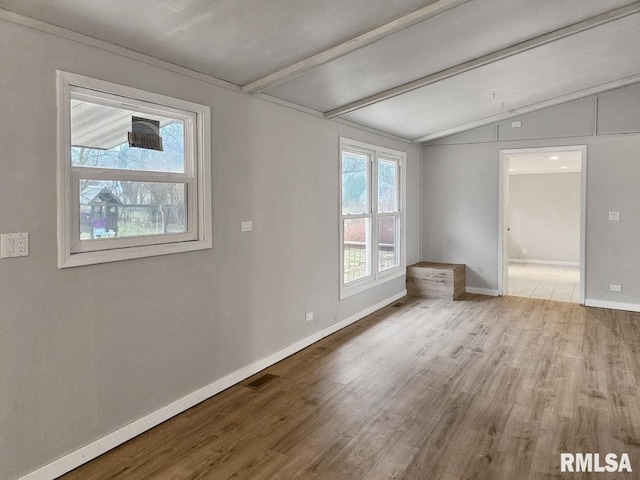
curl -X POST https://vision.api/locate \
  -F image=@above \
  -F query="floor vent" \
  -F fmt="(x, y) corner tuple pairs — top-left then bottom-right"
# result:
(245, 373), (279, 390)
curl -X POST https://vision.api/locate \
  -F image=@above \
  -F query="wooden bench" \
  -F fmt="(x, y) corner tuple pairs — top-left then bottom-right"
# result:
(406, 262), (466, 300)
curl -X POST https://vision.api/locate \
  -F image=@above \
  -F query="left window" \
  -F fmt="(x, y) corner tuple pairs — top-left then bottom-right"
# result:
(57, 71), (211, 268)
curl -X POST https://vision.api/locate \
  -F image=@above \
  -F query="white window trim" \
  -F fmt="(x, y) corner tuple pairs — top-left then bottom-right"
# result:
(340, 137), (406, 299)
(56, 71), (212, 268)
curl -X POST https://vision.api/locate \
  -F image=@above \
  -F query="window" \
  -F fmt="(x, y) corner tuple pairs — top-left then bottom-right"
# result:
(340, 138), (405, 297)
(57, 71), (211, 268)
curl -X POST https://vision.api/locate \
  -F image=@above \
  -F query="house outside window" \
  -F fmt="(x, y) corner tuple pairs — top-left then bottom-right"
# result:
(56, 71), (212, 268)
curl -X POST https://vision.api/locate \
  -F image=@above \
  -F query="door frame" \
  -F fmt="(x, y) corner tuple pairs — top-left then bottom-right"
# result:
(498, 145), (587, 304)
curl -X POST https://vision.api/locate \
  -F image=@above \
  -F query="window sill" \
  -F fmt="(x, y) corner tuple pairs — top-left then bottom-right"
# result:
(58, 239), (212, 268)
(340, 267), (405, 300)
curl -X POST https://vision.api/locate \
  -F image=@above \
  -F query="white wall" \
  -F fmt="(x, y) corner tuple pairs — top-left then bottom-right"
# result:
(508, 173), (581, 263)
(0, 18), (422, 480)
(422, 83), (640, 302)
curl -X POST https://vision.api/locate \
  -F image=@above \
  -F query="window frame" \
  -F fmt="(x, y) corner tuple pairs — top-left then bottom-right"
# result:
(57, 71), (212, 268)
(340, 138), (406, 299)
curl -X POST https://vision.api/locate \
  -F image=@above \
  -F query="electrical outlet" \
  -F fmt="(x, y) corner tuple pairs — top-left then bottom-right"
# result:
(610, 285), (622, 292)
(241, 221), (253, 232)
(305, 312), (313, 323)
(609, 211), (620, 221)
(1, 233), (29, 258)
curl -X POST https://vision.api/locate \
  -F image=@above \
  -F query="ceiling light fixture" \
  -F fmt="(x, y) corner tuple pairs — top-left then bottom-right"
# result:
(560, 166), (568, 169)
(550, 156), (559, 160)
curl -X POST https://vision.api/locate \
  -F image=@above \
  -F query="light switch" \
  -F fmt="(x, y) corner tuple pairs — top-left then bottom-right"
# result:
(1, 233), (29, 258)
(241, 221), (253, 232)
(511, 121), (522, 128)
(608, 211), (620, 221)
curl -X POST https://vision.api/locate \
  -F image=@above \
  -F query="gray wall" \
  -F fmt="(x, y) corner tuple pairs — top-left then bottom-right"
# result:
(508, 173), (581, 263)
(0, 19), (421, 480)
(422, 82), (640, 300)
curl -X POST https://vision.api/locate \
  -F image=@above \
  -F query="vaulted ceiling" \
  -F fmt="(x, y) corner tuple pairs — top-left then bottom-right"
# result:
(2, 0), (639, 142)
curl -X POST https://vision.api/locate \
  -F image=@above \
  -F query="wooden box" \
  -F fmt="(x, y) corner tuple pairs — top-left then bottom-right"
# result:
(406, 262), (466, 300)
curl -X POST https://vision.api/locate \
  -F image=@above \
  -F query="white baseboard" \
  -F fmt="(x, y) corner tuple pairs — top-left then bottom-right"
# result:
(584, 299), (640, 313)
(509, 259), (580, 267)
(18, 290), (407, 480)
(466, 287), (500, 297)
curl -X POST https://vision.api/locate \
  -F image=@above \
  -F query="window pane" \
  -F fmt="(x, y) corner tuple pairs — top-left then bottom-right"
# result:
(79, 180), (186, 240)
(379, 216), (399, 272)
(343, 218), (370, 283)
(378, 159), (398, 213)
(70, 98), (185, 173)
(342, 151), (369, 215)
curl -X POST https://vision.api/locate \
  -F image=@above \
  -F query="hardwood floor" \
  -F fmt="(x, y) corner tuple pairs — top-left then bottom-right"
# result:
(59, 295), (640, 480)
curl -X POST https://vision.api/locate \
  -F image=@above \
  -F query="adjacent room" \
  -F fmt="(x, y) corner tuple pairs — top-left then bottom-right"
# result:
(504, 149), (583, 303)
(1, 1), (640, 479)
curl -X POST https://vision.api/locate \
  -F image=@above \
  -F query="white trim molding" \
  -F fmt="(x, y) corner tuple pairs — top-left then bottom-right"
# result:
(584, 299), (640, 313)
(466, 287), (500, 297)
(17, 290), (407, 480)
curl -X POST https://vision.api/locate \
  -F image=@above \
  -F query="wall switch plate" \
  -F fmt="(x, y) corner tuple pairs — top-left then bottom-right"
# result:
(241, 221), (253, 232)
(1, 233), (29, 258)
(511, 121), (522, 128)
(305, 312), (313, 323)
(609, 211), (620, 221)
(610, 284), (622, 292)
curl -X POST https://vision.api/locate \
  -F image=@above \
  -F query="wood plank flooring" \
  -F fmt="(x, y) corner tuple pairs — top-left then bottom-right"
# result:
(59, 295), (640, 479)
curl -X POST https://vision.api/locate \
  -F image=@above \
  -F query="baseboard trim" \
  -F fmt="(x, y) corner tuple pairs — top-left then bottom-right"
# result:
(18, 290), (407, 480)
(466, 287), (500, 296)
(509, 259), (580, 266)
(584, 299), (640, 313)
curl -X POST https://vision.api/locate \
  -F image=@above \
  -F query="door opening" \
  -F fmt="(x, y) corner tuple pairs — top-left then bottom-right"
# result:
(499, 146), (586, 304)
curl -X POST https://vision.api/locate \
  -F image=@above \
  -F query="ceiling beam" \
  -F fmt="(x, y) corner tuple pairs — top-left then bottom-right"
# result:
(325, 2), (640, 119)
(241, 0), (471, 94)
(411, 73), (640, 143)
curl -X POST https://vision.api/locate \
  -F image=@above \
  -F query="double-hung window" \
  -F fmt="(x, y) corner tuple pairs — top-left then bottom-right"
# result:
(57, 71), (211, 268)
(340, 138), (405, 298)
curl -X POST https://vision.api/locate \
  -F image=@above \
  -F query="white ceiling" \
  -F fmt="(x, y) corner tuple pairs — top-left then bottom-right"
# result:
(1, 0), (639, 142)
(264, 0), (636, 112)
(341, 13), (640, 139)
(0, 0), (430, 85)
(507, 151), (582, 175)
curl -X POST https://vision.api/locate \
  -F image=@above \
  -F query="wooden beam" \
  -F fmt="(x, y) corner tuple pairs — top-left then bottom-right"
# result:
(411, 73), (640, 143)
(325, 2), (640, 119)
(241, 0), (471, 94)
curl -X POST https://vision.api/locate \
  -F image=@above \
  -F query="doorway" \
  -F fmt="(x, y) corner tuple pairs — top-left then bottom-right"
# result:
(498, 146), (586, 304)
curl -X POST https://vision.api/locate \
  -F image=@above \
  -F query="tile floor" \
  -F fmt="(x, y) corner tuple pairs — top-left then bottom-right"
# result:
(508, 261), (580, 303)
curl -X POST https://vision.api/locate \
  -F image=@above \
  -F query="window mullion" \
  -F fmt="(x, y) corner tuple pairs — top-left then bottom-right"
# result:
(399, 163), (402, 212)
(341, 213), (370, 220)
(71, 168), (190, 183)
(371, 153), (379, 279)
